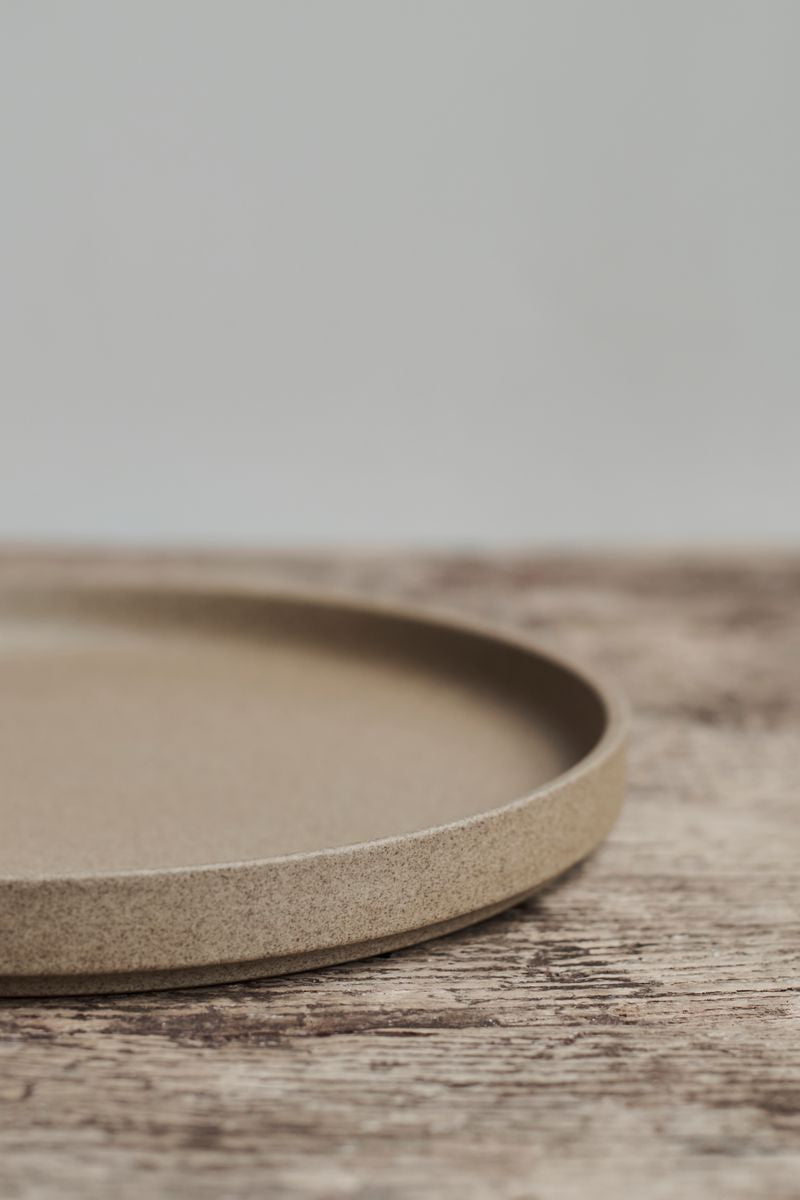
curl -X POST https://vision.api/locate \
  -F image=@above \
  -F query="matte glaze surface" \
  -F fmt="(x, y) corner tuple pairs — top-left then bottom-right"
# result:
(0, 585), (627, 995)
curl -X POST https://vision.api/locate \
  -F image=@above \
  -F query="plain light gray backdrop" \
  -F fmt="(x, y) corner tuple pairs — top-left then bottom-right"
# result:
(1, 1), (798, 546)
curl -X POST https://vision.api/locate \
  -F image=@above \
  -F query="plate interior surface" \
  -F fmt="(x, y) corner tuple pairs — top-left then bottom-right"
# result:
(0, 588), (605, 879)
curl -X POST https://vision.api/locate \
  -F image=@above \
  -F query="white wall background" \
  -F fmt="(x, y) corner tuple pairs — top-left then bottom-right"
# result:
(1, 1), (798, 547)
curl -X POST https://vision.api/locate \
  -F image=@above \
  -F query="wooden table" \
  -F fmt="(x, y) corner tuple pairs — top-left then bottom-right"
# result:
(1, 550), (798, 1199)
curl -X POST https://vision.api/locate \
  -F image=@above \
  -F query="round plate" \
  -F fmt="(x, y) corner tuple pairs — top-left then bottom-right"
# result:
(0, 584), (627, 996)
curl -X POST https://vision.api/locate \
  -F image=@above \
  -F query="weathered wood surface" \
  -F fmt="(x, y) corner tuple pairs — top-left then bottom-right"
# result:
(1, 549), (798, 1200)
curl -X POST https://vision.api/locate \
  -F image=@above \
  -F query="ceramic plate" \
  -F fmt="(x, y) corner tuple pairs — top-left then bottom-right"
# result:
(0, 583), (627, 996)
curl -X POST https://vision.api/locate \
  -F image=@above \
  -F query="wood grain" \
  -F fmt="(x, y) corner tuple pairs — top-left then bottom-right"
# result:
(1, 549), (798, 1200)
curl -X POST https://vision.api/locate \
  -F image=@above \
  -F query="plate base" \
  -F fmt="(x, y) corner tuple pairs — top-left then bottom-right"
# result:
(0, 887), (540, 997)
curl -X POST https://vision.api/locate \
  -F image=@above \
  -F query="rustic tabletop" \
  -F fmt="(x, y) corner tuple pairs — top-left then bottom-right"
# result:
(1, 549), (798, 1200)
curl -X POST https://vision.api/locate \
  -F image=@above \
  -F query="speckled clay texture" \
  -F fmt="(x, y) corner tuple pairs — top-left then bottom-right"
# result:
(0, 584), (627, 995)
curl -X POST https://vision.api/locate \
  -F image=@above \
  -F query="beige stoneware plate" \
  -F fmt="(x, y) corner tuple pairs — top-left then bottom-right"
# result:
(0, 583), (627, 996)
